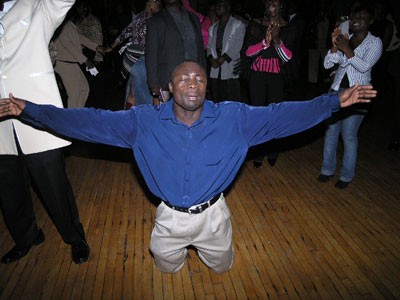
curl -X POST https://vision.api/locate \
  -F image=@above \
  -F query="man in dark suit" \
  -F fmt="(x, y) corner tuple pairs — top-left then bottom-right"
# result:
(145, 0), (206, 105)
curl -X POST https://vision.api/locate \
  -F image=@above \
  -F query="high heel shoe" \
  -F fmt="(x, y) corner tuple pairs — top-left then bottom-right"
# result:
(267, 157), (277, 166)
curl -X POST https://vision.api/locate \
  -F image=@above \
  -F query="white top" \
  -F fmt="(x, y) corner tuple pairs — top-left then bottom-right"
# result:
(0, 0), (74, 155)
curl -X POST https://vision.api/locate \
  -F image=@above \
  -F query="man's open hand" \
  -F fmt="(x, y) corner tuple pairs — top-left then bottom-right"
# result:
(0, 94), (27, 117)
(339, 84), (377, 108)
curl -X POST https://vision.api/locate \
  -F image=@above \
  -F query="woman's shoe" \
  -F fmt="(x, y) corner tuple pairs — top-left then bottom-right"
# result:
(334, 180), (350, 189)
(253, 160), (263, 168)
(267, 157), (277, 166)
(317, 174), (333, 182)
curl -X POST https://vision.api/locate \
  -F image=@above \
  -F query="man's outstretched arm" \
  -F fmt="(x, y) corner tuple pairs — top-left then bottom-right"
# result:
(0, 94), (137, 149)
(243, 84), (378, 146)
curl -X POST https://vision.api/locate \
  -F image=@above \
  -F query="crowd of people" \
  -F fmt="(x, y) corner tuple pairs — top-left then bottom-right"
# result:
(0, 0), (398, 273)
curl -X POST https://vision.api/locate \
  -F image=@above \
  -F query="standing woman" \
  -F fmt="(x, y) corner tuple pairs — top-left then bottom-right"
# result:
(318, 5), (382, 189)
(243, 0), (295, 168)
(102, 0), (161, 108)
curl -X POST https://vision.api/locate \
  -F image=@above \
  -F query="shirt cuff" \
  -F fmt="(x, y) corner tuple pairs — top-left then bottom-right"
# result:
(20, 101), (39, 122)
(326, 92), (341, 112)
(262, 39), (270, 49)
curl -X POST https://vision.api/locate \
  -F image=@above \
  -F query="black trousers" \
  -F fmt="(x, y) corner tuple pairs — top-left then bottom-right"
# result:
(210, 78), (241, 103)
(0, 148), (86, 247)
(248, 71), (285, 161)
(248, 71), (284, 106)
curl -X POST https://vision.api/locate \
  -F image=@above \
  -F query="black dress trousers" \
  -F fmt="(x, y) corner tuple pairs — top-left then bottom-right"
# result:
(0, 148), (86, 247)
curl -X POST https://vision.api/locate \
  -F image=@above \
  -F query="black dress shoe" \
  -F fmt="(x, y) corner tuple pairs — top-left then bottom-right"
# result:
(253, 160), (263, 168)
(1, 229), (45, 264)
(71, 240), (90, 264)
(317, 174), (333, 182)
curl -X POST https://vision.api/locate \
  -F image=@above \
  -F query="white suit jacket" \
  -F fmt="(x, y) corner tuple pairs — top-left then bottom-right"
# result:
(207, 15), (246, 80)
(0, 0), (75, 155)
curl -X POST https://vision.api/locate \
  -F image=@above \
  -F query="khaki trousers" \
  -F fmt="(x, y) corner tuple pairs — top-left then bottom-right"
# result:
(150, 195), (234, 273)
(55, 61), (89, 108)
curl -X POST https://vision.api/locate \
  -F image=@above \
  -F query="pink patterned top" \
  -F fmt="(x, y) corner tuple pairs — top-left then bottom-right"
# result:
(244, 20), (294, 74)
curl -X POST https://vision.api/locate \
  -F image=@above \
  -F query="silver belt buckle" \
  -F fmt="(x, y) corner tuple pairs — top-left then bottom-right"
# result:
(188, 200), (213, 214)
(188, 205), (201, 214)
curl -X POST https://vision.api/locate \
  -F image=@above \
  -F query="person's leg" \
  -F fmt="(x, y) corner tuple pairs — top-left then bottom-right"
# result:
(23, 149), (86, 244)
(248, 72), (269, 167)
(320, 118), (342, 177)
(0, 155), (39, 247)
(248, 71), (267, 106)
(149, 203), (190, 273)
(225, 79), (242, 102)
(389, 75), (400, 150)
(125, 74), (135, 109)
(267, 74), (284, 103)
(55, 62), (89, 108)
(339, 113), (365, 183)
(265, 74), (285, 165)
(132, 57), (153, 105)
(308, 48), (318, 84)
(0, 154), (45, 264)
(193, 196), (234, 273)
(210, 78), (222, 102)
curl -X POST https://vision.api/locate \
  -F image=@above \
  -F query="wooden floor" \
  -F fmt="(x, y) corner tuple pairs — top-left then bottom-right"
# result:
(1, 88), (400, 299)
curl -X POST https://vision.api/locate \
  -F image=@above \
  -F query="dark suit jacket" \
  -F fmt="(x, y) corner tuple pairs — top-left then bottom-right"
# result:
(145, 8), (206, 91)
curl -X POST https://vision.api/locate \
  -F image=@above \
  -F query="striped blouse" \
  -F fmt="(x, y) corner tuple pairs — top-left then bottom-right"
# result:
(324, 32), (382, 91)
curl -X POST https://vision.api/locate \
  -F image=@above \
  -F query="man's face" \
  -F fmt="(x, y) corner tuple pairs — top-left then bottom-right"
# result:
(169, 61), (207, 113)
(215, 1), (230, 17)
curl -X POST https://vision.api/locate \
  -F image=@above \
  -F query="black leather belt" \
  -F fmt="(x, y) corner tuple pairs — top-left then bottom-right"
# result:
(163, 193), (221, 214)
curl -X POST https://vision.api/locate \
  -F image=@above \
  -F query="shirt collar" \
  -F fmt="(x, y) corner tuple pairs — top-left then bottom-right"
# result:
(159, 99), (217, 124)
(0, 0), (17, 19)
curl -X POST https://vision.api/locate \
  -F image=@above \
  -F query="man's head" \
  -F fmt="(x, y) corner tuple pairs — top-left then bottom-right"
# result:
(146, 0), (161, 14)
(215, 0), (232, 18)
(169, 61), (207, 114)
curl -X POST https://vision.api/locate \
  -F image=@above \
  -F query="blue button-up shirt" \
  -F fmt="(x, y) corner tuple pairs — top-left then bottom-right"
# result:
(21, 95), (339, 207)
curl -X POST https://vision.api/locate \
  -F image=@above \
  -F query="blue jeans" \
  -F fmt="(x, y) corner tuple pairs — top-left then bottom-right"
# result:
(320, 111), (365, 182)
(125, 56), (153, 105)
